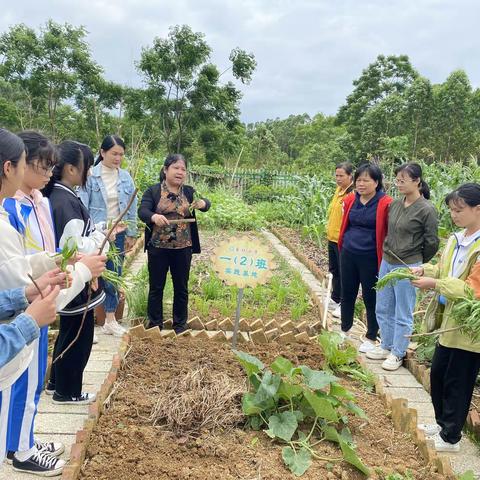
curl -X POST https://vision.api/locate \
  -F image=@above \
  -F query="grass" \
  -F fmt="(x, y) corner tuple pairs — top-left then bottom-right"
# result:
(125, 248), (315, 324)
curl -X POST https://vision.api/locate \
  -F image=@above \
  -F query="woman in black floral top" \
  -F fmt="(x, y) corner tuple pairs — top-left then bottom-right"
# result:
(138, 154), (210, 333)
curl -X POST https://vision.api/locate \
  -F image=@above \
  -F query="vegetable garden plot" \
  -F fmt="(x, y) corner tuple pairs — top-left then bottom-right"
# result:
(79, 337), (445, 480)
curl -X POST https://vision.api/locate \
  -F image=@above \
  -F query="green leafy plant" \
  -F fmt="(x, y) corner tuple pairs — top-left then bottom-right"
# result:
(375, 268), (418, 290)
(317, 331), (376, 392)
(234, 350), (370, 477)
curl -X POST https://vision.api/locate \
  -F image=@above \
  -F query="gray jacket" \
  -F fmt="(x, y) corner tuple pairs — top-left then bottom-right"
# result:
(383, 196), (439, 265)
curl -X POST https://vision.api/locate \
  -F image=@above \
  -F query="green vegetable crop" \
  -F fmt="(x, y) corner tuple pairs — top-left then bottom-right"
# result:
(234, 350), (370, 476)
(375, 268), (418, 291)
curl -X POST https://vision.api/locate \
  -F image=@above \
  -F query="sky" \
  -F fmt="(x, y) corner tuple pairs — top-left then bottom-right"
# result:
(1, 0), (479, 123)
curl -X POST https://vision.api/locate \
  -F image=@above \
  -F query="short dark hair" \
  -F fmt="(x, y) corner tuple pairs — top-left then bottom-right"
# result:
(17, 130), (57, 168)
(395, 162), (430, 200)
(354, 163), (384, 192)
(160, 153), (188, 182)
(445, 183), (480, 208)
(335, 162), (353, 175)
(0, 128), (25, 187)
(95, 134), (126, 166)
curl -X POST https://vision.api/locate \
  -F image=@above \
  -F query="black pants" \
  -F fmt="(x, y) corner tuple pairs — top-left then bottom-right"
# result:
(328, 241), (341, 304)
(430, 344), (480, 444)
(147, 247), (192, 333)
(49, 310), (94, 397)
(340, 248), (379, 341)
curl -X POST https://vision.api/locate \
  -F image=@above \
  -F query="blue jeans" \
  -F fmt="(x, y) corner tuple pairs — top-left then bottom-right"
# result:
(375, 259), (420, 358)
(104, 231), (126, 313)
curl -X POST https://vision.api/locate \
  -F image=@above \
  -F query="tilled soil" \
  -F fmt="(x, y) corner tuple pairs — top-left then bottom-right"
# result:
(80, 338), (445, 480)
(274, 226), (329, 272)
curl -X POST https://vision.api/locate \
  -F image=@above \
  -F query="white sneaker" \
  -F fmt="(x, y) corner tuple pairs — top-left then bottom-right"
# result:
(382, 353), (403, 371)
(418, 423), (441, 436)
(101, 322), (125, 338)
(366, 346), (390, 360)
(328, 300), (340, 311)
(92, 333), (99, 344)
(431, 432), (460, 452)
(332, 305), (341, 318)
(358, 340), (376, 353)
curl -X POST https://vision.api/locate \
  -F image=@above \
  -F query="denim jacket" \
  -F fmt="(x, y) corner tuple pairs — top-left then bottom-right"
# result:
(0, 287), (38, 389)
(78, 164), (138, 237)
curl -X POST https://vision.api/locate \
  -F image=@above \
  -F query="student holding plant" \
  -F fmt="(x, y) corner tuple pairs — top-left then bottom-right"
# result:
(367, 163), (439, 371)
(325, 162), (354, 319)
(43, 141), (109, 408)
(411, 183), (480, 453)
(0, 129), (106, 475)
(337, 163), (392, 353)
(79, 135), (137, 337)
(138, 154), (210, 333)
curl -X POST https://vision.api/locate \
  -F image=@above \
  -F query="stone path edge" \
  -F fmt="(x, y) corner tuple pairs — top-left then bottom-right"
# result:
(60, 337), (130, 480)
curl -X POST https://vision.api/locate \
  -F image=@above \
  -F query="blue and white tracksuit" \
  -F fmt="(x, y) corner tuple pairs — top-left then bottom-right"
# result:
(0, 289), (40, 464)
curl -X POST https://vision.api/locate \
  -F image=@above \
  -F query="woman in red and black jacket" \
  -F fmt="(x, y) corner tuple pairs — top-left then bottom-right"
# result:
(337, 163), (392, 353)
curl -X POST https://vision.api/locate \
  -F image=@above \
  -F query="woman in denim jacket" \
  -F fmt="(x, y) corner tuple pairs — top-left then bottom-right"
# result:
(79, 135), (137, 337)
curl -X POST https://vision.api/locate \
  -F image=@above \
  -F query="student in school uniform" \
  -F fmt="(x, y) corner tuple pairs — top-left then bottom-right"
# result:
(44, 141), (110, 410)
(413, 183), (480, 452)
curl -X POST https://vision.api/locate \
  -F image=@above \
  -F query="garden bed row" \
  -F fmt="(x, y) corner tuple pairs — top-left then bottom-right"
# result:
(61, 330), (455, 479)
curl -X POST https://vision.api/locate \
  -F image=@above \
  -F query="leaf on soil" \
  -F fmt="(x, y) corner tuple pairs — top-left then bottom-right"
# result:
(282, 446), (312, 476)
(265, 411), (298, 442)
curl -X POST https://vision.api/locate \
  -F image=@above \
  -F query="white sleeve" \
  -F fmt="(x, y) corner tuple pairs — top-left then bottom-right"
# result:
(0, 222), (36, 290)
(54, 262), (92, 311)
(27, 252), (58, 279)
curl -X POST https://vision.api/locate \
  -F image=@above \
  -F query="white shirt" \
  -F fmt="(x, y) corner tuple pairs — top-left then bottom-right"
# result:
(101, 164), (120, 220)
(451, 229), (480, 278)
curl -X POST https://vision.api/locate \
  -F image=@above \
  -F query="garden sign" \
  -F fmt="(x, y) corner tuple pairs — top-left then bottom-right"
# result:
(212, 236), (276, 347)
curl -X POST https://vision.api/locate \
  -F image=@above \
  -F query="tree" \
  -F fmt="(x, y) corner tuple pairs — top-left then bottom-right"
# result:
(137, 24), (256, 153)
(0, 21), (102, 138)
(337, 54), (418, 160)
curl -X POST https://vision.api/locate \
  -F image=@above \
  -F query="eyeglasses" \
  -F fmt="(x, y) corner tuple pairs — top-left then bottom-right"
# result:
(394, 179), (413, 186)
(31, 162), (55, 177)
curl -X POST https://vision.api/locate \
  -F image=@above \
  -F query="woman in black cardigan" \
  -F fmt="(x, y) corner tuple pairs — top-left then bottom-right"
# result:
(138, 154), (210, 333)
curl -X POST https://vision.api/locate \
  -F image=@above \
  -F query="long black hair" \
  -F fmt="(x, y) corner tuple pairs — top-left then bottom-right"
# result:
(94, 134), (126, 166)
(160, 153), (188, 182)
(354, 163), (384, 192)
(395, 162), (430, 200)
(0, 128), (25, 188)
(43, 141), (91, 197)
(17, 130), (57, 168)
(445, 183), (480, 208)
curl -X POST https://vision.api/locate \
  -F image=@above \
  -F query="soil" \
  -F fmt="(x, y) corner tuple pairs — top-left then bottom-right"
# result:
(80, 337), (445, 480)
(274, 226), (329, 273)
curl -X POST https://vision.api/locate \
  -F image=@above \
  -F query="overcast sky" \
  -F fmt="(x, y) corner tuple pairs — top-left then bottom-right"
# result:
(1, 0), (479, 122)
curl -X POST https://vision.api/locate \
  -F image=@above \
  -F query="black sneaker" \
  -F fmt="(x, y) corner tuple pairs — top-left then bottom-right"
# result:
(35, 440), (65, 457)
(52, 392), (96, 405)
(5, 450), (14, 465)
(44, 382), (55, 396)
(12, 450), (65, 476)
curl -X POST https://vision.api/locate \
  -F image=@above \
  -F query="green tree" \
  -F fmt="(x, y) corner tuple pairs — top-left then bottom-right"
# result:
(137, 24), (256, 153)
(0, 21), (102, 138)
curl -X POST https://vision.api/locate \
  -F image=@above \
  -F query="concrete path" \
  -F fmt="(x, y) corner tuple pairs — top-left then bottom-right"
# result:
(0, 251), (146, 479)
(263, 229), (480, 479)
